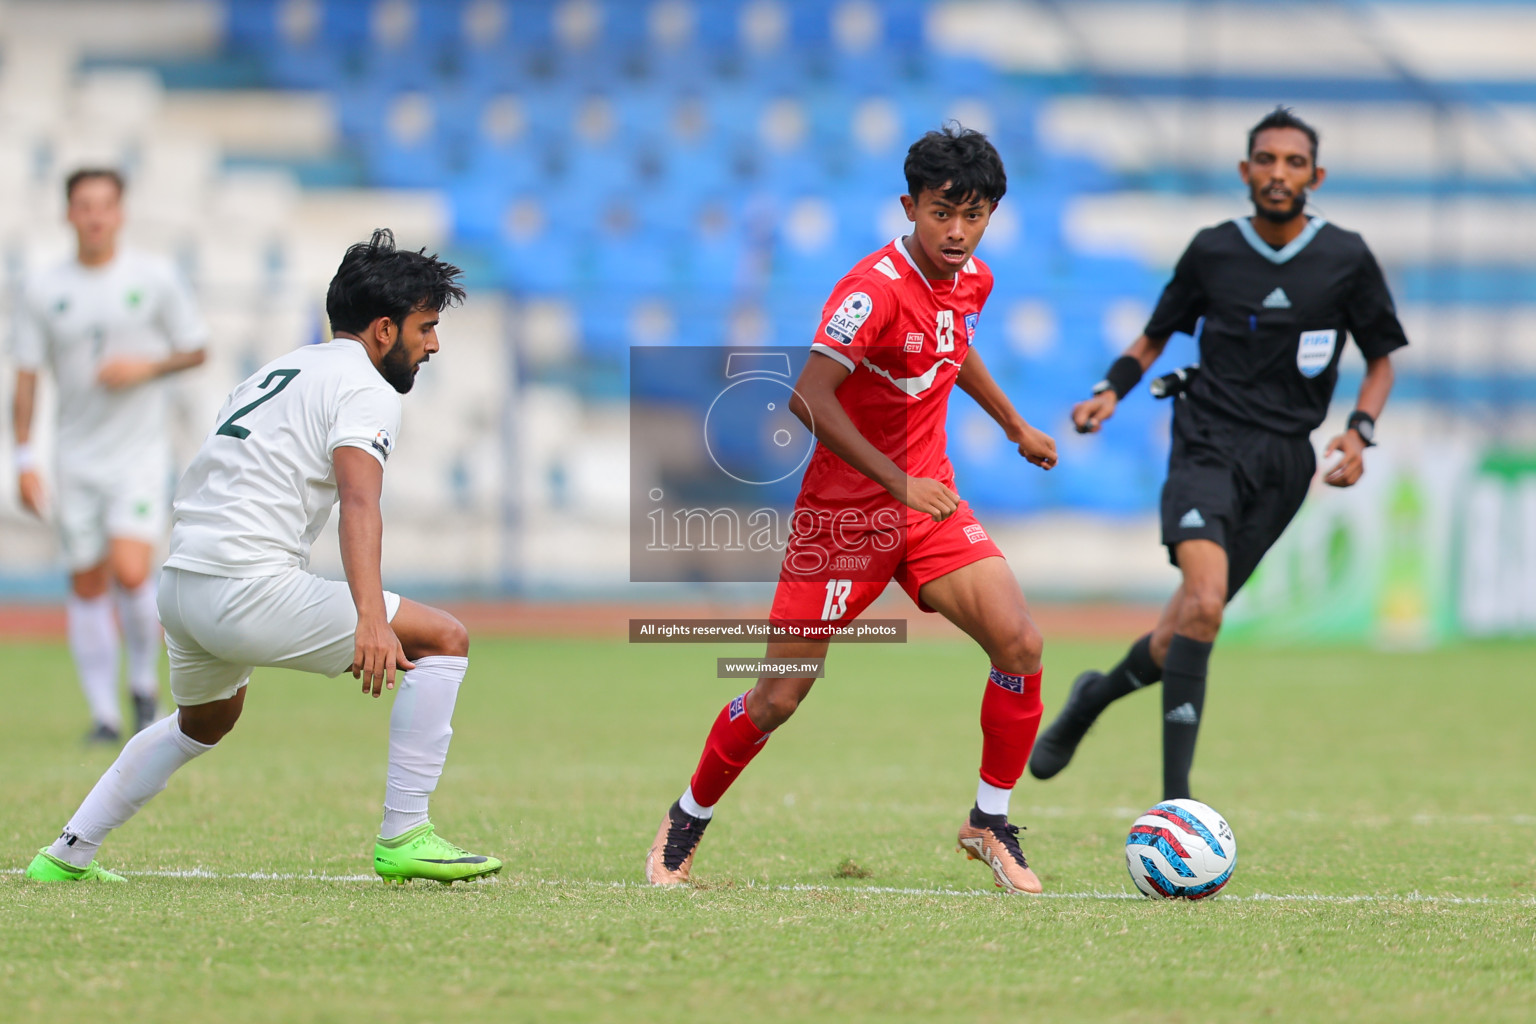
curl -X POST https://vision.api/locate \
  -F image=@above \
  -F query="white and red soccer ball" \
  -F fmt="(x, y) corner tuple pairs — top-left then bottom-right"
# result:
(1124, 799), (1237, 900)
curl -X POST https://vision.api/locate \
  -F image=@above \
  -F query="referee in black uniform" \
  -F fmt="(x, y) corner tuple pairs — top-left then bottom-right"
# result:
(1029, 107), (1407, 801)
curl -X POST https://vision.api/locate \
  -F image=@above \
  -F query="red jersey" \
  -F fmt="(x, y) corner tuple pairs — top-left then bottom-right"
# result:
(800, 238), (994, 515)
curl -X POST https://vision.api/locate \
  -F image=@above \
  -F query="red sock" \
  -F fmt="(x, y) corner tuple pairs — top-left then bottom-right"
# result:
(979, 666), (1043, 789)
(688, 692), (770, 808)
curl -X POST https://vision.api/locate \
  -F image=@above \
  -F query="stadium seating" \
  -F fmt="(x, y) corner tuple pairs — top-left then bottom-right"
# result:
(179, 1), (1536, 518)
(3, 0), (1533, 594)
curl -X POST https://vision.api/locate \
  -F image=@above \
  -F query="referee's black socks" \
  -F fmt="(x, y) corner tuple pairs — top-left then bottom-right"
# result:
(1161, 634), (1212, 801)
(1084, 633), (1162, 712)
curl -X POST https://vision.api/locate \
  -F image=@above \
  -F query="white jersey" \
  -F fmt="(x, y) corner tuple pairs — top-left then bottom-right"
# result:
(164, 338), (401, 578)
(12, 248), (206, 472)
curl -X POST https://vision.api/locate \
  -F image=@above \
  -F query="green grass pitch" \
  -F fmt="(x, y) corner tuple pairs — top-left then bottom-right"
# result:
(4, 635), (1534, 1022)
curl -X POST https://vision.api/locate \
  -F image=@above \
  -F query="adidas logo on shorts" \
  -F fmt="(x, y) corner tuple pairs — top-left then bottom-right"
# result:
(1179, 508), (1205, 529)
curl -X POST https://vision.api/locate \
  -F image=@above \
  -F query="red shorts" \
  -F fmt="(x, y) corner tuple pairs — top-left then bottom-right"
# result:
(769, 500), (1004, 625)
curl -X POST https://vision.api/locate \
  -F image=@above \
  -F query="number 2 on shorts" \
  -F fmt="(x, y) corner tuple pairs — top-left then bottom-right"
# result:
(821, 579), (852, 620)
(216, 368), (300, 439)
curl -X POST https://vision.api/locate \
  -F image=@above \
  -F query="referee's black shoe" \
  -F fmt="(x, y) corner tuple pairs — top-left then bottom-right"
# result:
(1028, 670), (1105, 780)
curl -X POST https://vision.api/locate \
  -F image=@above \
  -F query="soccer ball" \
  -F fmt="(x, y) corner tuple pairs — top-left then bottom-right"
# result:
(1124, 799), (1237, 900)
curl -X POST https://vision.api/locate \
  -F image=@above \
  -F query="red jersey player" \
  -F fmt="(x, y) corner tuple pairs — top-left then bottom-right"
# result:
(645, 126), (1060, 893)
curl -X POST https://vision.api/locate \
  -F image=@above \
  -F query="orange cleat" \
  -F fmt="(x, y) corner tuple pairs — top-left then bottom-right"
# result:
(957, 809), (1043, 894)
(645, 800), (711, 886)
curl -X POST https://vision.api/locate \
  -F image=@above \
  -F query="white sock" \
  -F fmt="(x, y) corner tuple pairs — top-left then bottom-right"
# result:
(48, 713), (213, 867)
(380, 655), (466, 840)
(976, 779), (1012, 818)
(115, 581), (162, 700)
(68, 593), (122, 730)
(678, 786), (713, 820)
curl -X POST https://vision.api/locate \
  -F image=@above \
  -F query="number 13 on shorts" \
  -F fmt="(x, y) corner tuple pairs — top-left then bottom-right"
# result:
(821, 579), (852, 620)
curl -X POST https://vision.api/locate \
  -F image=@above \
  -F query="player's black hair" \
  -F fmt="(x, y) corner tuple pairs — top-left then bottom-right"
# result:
(904, 122), (1007, 205)
(326, 228), (466, 335)
(65, 168), (125, 200)
(1248, 106), (1319, 164)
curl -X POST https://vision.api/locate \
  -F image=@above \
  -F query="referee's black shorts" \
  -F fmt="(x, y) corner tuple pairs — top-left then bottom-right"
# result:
(1159, 403), (1316, 599)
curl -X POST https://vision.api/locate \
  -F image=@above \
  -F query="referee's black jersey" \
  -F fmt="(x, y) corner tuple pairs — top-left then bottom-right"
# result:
(1143, 217), (1408, 436)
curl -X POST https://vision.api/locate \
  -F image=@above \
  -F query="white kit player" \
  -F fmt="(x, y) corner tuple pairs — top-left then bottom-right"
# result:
(12, 169), (207, 741)
(24, 229), (501, 885)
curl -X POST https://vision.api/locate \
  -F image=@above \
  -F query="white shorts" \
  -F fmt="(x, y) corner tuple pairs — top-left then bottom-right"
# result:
(158, 566), (402, 707)
(55, 452), (170, 570)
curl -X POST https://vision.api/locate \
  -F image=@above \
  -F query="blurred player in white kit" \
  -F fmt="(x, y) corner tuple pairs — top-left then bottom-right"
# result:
(11, 169), (207, 741)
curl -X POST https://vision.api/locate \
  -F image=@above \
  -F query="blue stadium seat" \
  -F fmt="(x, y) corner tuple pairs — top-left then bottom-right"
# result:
(411, 0), (474, 46)
(225, 0), (283, 48)
(786, 0), (833, 47)
(499, 224), (583, 295)
(317, 0), (372, 46)
(690, 0), (745, 48)
(878, 0), (928, 47)
(503, 0), (558, 47)
(587, 228), (677, 294)
(449, 179), (514, 243)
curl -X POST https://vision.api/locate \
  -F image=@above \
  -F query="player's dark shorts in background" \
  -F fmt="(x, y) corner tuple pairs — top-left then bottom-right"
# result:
(1159, 402), (1316, 599)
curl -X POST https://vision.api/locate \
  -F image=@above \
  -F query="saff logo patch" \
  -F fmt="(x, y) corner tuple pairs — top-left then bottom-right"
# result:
(964, 312), (979, 340)
(824, 291), (873, 345)
(371, 428), (394, 461)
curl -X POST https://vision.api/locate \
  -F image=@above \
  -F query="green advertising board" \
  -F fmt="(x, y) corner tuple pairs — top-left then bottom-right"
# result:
(1224, 445), (1534, 646)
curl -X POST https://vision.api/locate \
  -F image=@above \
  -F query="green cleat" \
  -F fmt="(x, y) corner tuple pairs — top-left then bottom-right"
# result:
(24, 848), (126, 883)
(373, 823), (501, 885)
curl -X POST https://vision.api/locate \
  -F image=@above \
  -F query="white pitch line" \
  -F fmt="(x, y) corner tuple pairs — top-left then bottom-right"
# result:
(126, 868), (381, 882)
(2, 866), (377, 882)
(561, 880), (1536, 906)
(5, 868), (1533, 906)
(1017, 808), (1536, 828)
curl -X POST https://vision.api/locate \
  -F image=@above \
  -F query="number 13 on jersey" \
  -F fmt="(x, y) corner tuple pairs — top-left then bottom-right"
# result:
(821, 579), (852, 620)
(935, 310), (955, 353)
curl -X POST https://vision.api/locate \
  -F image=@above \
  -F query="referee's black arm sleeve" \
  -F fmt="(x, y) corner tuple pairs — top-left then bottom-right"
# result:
(1345, 247), (1409, 359)
(1143, 241), (1208, 339)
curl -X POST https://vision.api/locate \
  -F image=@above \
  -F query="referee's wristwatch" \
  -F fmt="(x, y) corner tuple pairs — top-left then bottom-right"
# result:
(1346, 410), (1376, 447)
(1091, 379), (1114, 396)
